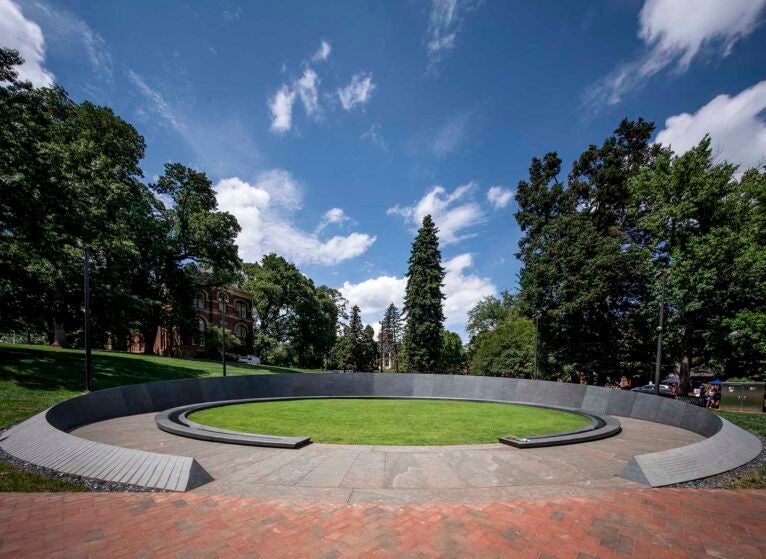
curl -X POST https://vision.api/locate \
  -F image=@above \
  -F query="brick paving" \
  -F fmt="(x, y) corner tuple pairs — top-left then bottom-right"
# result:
(1, 489), (765, 558)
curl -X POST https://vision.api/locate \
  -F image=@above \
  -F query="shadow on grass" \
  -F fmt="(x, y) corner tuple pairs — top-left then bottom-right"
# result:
(0, 347), (222, 392)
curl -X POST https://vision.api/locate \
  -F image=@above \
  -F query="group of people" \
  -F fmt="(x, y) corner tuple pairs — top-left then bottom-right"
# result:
(702, 385), (722, 408)
(603, 376), (632, 390)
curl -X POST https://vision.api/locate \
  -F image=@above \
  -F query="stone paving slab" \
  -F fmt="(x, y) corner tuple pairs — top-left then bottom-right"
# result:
(1, 489), (765, 558)
(73, 413), (702, 501)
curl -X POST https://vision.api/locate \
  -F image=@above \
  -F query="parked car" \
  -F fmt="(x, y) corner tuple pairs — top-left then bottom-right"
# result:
(631, 384), (676, 398)
(237, 355), (261, 366)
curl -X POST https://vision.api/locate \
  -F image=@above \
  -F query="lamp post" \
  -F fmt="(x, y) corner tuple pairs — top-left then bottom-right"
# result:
(83, 246), (94, 392)
(654, 269), (670, 396)
(533, 312), (541, 380)
(218, 291), (229, 377)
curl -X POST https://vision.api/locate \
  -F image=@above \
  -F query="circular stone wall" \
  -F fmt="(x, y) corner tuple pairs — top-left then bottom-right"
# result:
(1, 372), (761, 490)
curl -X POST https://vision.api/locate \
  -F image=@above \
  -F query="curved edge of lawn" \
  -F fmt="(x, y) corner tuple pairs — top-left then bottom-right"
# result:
(188, 398), (592, 446)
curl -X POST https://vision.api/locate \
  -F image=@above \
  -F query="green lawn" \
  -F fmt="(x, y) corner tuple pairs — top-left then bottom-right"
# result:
(189, 398), (591, 445)
(717, 411), (766, 489)
(0, 461), (86, 492)
(0, 343), (312, 428)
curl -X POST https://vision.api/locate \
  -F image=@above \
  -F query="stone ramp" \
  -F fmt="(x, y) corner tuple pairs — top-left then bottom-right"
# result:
(0, 411), (210, 491)
(619, 417), (762, 487)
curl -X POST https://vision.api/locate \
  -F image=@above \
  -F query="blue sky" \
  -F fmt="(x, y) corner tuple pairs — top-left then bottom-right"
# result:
(4, 0), (766, 337)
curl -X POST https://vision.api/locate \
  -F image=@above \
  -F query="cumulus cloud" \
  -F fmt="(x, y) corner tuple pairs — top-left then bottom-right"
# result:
(312, 40), (332, 62)
(215, 173), (375, 265)
(583, 0), (766, 115)
(387, 182), (486, 244)
(426, 0), (480, 73)
(0, 0), (54, 86)
(338, 253), (495, 335)
(269, 84), (297, 133)
(316, 207), (352, 233)
(442, 253), (496, 330)
(656, 80), (766, 175)
(340, 276), (407, 317)
(337, 72), (376, 110)
(15, 0), (114, 96)
(486, 186), (513, 209)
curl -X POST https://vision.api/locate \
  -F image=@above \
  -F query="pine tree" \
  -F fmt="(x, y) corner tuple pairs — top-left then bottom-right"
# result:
(379, 303), (403, 372)
(333, 305), (369, 371)
(402, 215), (445, 373)
(362, 325), (378, 372)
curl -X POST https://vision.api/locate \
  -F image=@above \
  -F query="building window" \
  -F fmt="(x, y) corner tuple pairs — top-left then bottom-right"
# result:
(195, 318), (207, 347)
(194, 291), (206, 309)
(236, 301), (248, 319)
(235, 324), (248, 345)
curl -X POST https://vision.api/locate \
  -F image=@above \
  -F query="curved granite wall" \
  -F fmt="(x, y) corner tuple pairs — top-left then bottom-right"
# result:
(2, 373), (761, 489)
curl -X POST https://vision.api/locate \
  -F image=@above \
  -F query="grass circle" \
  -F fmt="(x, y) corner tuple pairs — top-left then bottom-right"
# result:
(188, 398), (591, 445)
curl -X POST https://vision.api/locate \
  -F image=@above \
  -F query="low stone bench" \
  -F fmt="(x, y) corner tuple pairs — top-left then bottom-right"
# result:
(156, 402), (310, 449)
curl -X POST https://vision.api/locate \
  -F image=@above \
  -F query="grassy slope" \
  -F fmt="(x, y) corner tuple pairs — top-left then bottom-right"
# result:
(0, 462), (86, 492)
(189, 398), (591, 445)
(0, 344), (312, 428)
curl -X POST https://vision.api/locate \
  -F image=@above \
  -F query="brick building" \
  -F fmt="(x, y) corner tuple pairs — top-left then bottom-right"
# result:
(128, 286), (253, 357)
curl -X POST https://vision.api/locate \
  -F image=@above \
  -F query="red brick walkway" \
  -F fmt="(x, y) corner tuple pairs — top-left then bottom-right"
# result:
(1, 489), (765, 558)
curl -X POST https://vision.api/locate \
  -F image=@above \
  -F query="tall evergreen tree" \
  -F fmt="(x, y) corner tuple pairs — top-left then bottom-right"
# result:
(402, 215), (445, 373)
(378, 302), (403, 372)
(333, 305), (368, 372)
(362, 325), (378, 372)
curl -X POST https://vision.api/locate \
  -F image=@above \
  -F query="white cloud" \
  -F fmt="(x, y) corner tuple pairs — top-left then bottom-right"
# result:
(426, 0), (479, 73)
(268, 66), (323, 133)
(583, 0), (766, 114)
(387, 182), (486, 244)
(656, 80), (766, 175)
(215, 174), (375, 265)
(360, 124), (388, 151)
(337, 72), (376, 110)
(312, 40), (332, 62)
(296, 68), (320, 116)
(316, 207), (351, 233)
(442, 253), (496, 330)
(128, 69), (261, 178)
(222, 6), (242, 22)
(127, 70), (185, 132)
(17, 0), (114, 95)
(269, 84), (297, 133)
(340, 275), (406, 317)
(338, 252), (495, 335)
(486, 186), (513, 209)
(0, 0), (54, 86)
(431, 112), (471, 158)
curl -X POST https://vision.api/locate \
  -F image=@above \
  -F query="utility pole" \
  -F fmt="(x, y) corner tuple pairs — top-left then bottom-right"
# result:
(654, 270), (669, 396)
(218, 291), (229, 377)
(83, 247), (94, 392)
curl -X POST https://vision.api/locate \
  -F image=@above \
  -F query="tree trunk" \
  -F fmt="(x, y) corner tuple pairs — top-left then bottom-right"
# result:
(141, 325), (157, 355)
(679, 354), (691, 396)
(51, 319), (67, 347)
